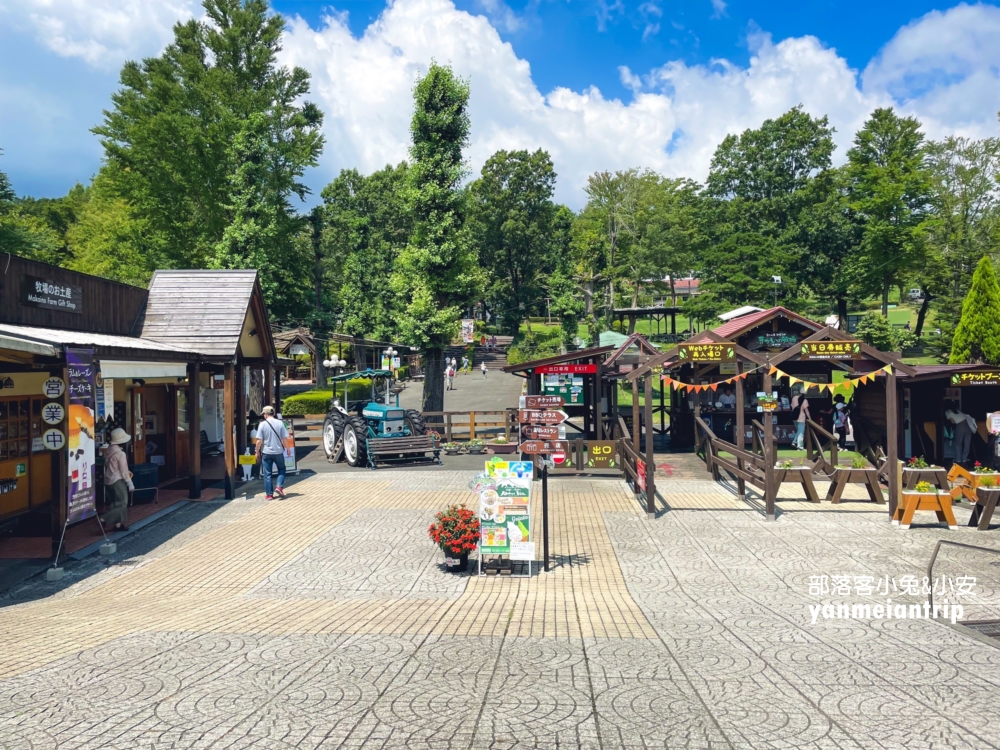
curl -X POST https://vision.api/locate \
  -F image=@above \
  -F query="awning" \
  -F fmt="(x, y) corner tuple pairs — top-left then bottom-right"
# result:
(99, 360), (189, 379)
(0, 334), (59, 357)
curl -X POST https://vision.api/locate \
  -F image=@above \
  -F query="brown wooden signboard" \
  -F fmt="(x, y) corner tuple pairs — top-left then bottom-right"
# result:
(677, 342), (736, 363)
(524, 395), (565, 409)
(800, 340), (861, 360)
(519, 440), (570, 455)
(521, 425), (560, 440)
(518, 409), (569, 425)
(951, 371), (1000, 386)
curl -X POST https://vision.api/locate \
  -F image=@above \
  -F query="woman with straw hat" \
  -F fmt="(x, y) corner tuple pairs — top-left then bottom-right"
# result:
(103, 428), (134, 532)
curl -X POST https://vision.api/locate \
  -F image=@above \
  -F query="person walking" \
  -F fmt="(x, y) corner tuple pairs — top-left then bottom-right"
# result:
(481, 361), (488, 379)
(790, 389), (810, 450)
(102, 428), (134, 532)
(447, 364), (455, 391)
(946, 402), (976, 464)
(461, 355), (469, 373)
(830, 395), (850, 450)
(255, 405), (288, 500)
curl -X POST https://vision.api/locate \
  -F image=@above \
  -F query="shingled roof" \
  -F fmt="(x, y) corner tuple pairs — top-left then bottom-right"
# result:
(134, 270), (272, 360)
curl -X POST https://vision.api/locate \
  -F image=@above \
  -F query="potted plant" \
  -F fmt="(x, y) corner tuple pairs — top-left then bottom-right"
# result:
(442, 442), (462, 455)
(489, 435), (518, 455)
(467, 438), (486, 455)
(851, 454), (868, 469)
(973, 475), (1000, 530)
(428, 504), (480, 572)
(427, 430), (442, 447)
(905, 456), (940, 470)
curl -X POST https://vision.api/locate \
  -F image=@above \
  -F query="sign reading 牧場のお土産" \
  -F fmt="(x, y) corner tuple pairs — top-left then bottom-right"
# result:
(66, 348), (97, 524)
(21, 276), (83, 314)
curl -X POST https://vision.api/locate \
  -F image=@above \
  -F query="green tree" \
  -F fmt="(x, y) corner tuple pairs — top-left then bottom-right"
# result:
(93, 0), (323, 315)
(391, 64), (482, 413)
(846, 107), (931, 317)
(324, 163), (411, 345)
(469, 149), (557, 334)
(855, 311), (915, 353)
(0, 150), (64, 264)
(582, 169), (639, 320)
(949, 255), (1000, 364)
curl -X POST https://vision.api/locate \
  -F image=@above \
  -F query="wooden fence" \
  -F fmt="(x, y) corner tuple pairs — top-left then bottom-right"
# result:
(420, 410), (516, 442)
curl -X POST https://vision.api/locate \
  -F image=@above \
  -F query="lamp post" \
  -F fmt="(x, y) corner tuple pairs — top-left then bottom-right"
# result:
(771, 275), (782, 308)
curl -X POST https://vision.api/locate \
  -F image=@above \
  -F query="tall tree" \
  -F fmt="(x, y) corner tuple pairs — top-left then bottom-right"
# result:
(469, 149), (557, 335)
(949, 255), (1000, 364)
(391, 64), (482, 413)
(582, 169), (639, 321)
(846, 107), (931, 316)
(92, 0), (324, 317)
(0, 150), (64, 264)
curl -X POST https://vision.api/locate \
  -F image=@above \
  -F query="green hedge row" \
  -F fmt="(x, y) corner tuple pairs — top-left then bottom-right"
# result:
(281, 379), (374, 416)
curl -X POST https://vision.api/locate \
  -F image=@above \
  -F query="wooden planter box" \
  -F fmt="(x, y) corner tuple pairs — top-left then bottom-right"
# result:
(903, 466), (949, 491)
(826, 467), (883, 504)
(488, 443), (518, 455)
(773, 467), (820, 503)
(894, 490), (958, 530)
(971, 487), (1000, 531)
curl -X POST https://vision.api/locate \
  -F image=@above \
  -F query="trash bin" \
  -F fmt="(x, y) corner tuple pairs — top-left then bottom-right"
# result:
(130, 463), (159, 503)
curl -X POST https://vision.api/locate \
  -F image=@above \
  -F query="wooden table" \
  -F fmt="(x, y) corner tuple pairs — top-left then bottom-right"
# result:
(775, 467), (821, 503)
(903, 467), (951, 491)
(947, 465), (1000, 504)
(825, 468), (884, 504)
(969, 488), (1000, 531)
(893, 490), (959, 530)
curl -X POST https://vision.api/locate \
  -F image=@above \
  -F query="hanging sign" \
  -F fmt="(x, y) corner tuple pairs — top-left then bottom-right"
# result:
(66, 348), (97, 525)
(524, 395), (565, 409)
(585, 440), (618, 469)
(461, 319), (475, 344)
(43, 377), (66, 399)
(677, 342), (736, 362)
(43, 428), (65, 451)
(801, 340), (862, 360)
(536, 364), (597, 374)
(519, 439), (570, 455)
(21, 276), (83, 314)
(952, 371), (1000, 386)
(518, 409), (568, 425)
(750, 332), (799, 350)
(42, 402), (65, 425)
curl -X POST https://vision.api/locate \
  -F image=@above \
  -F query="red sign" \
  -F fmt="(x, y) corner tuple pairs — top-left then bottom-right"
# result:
(518, 409), (569, 425)
(524, 395), (565, 408)
(637, 458), (646, 492)
(536, 364), (597, 374)
(521, 425), (560, 440)
(519, 440), (570, 455)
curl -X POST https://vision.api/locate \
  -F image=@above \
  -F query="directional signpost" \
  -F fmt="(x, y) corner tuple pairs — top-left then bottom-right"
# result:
(519, 440), (570, 455)
(524, 395), (565, 409)
(518, 409), (569, 425)
(521, 425), (562, 440)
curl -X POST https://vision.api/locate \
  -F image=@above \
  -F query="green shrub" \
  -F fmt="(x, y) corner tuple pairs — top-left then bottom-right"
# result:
(396, 365), (410, 380)
(282, 390), (332, 416)
(855, 312), (915, 352)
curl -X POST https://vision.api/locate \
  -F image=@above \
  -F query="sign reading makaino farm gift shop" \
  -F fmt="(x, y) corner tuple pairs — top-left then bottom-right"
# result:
(677, 342), (736, 362)
(21, 276), (83, 314)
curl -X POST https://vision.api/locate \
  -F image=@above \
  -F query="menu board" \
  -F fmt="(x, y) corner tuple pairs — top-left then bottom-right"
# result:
(478, 460), (533, 559)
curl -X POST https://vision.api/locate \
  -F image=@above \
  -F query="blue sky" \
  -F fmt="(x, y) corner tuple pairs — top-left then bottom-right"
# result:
(2, 0), (1000, 207)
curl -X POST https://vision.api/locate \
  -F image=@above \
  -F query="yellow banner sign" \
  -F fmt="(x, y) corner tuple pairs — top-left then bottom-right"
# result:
(678, 342), (736, 363)
(952, 371), (1000, 386)
(800, 340), (862, 360)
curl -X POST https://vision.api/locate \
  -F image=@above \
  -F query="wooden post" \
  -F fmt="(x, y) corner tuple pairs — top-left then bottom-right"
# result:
(596, 359), (603, 440)
(763, 363), (775, 521)
(223, 362), (236, 499)
(188, 361), (201, 499)
(644, 372), (655, 517)
(445, 413), (453, 443)
(264, 359), (274, 411)
(632, 378), (640, 454)
(469, 412), (476, 441)
(887, 369), (899, 518)
(735, 373), (745, 501)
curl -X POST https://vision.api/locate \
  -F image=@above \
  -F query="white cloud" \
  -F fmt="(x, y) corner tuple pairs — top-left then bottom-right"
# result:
(710, 0), (727, 20)
(862, 2), (1000, 139)
(4, 0), (1000, 206)
(279, 0), (883, 206)
(0, 0), (196, 69)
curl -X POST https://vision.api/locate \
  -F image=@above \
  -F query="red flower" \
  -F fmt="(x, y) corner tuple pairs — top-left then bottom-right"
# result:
(428, 504), (481, 555)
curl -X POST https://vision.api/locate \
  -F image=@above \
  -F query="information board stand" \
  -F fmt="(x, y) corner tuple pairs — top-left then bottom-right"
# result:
(476, 458), (534, 578)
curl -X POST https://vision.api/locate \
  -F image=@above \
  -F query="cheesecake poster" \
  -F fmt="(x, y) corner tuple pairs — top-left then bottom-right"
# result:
(66, 347), (97, 524)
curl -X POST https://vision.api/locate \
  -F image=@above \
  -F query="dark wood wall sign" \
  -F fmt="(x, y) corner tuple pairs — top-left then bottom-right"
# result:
(21, 276), (83, 315)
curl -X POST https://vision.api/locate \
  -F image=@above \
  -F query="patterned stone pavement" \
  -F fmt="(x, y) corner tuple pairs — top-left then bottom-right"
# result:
(2, 463), (1000, 748)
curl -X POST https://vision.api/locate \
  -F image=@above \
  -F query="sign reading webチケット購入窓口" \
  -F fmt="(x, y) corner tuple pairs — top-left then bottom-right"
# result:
(677, 343), (736, 362)
(800, 341), (862, 360)
(952, 371), (1000, 386)
(21, 276), (83, 314)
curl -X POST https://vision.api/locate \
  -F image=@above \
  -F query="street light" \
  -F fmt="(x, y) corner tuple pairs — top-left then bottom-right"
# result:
(771, 275), (782, 308)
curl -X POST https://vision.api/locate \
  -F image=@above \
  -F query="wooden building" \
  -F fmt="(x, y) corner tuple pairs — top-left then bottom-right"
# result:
(0, 256), (277, 552)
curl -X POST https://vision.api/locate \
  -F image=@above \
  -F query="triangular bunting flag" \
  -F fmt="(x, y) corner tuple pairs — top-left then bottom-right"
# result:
(884, 364), (893, 374)
(710, 383), (719, 391)
(788, 376), (799, 387)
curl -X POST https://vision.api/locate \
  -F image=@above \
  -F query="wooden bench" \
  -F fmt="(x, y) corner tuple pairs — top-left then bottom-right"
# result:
(367, 435), (441, 467)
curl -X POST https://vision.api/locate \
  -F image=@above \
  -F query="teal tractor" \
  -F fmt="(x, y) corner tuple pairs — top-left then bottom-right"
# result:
(322, 369), (440, 468)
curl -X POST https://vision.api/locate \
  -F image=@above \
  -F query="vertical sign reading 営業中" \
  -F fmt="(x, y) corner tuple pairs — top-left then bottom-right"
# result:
(66, 348), (97, 524)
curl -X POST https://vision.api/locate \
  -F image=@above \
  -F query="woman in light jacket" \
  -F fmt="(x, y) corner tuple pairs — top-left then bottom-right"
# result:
(103, 428), (134, 532)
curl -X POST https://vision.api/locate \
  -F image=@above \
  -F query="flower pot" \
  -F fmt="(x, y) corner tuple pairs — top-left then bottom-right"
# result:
(467, 446), (485, 455)
(489, 443), (517, 455)
(443, 447), (461, 456)
(444, 550), (469, 572)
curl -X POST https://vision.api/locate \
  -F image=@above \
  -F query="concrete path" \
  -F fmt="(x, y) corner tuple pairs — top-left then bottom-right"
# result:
(2, 465), (1000, 748)
(397, 368), (524, 412)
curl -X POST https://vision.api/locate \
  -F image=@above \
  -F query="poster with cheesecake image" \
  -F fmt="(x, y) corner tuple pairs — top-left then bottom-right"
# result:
(479, 460), (534, 560)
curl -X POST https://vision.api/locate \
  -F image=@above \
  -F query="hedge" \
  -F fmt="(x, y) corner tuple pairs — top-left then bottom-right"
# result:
(281, 379), (373, 416)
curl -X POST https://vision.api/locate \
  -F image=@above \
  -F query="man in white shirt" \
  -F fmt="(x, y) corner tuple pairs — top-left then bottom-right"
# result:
(255, 405), (289, 500)
(718, 388), (737, 409)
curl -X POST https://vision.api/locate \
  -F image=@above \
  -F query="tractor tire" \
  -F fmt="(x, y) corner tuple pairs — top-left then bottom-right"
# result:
(323, 413), (346, 460)
(405, 409), (427, 436)
(343, 416), (369, 468)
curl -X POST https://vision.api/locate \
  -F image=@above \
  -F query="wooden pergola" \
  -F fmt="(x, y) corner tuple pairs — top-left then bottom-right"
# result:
(626, 326), (915, 520)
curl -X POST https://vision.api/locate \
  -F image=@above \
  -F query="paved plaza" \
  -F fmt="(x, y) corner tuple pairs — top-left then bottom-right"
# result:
(3, 466), (1000, 749)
